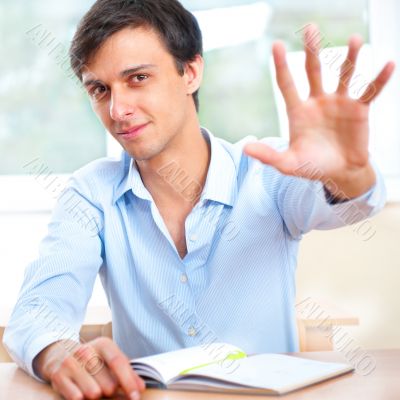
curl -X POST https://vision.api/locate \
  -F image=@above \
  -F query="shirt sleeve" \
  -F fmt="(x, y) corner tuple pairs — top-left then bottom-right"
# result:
(2, 179), (104, 381)
(275, 160), (386, 240)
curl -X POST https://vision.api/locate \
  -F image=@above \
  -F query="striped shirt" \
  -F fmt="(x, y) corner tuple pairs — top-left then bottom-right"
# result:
(3, 128), (385, 380)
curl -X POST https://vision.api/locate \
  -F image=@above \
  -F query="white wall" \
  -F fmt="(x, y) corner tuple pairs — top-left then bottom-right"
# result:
(297, 203), (400, 349)
(0, 212), (107, 310)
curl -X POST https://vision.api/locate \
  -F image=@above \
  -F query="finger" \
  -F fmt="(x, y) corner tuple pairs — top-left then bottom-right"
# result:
(62, 355), (102, 399)
(244, 143), (298, 175)
(336, 34), (363, 95)
(272, 41), (301, 110)
(358, 61), (395, 104)
(94, 338), (145, 399)
(304, 24), (323, 97)
(51, 374), (83, 400)
(90, 362), (119, 397)
(73, 343), (118, 397)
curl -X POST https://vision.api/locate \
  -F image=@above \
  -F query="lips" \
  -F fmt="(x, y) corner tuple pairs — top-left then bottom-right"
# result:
(117, 122), (149, 140)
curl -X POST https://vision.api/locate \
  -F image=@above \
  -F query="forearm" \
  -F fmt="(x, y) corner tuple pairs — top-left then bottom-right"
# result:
(2, 186), (103, 379)
(275, 160), (385, 238)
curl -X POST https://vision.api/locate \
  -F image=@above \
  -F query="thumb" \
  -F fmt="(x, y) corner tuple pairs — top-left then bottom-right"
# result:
(244, 143), (297, 175)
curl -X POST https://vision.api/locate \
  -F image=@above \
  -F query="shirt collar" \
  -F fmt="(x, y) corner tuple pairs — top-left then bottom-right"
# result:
(113, 127), (238, 207)
(200, 127), (237, 207)
(113, 153), (152, 203)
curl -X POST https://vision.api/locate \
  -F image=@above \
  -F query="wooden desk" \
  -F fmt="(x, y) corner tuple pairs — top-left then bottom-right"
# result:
(1, 350), (398, 400)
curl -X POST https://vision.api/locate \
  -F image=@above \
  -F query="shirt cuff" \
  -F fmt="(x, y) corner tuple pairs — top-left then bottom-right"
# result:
(24, 331), (80, 383)
(324, 157), (386, 210)
(323, 183), (376, 205)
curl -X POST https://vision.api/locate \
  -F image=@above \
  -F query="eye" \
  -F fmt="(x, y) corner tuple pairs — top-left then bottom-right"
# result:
(89, 85), (108, 101)
(130, 74), (149, 83)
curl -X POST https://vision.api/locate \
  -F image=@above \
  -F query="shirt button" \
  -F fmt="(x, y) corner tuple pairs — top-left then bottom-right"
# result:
(188, 326), (197, 337)
(189, 234), (198, 242)
(180, 274), (188, 283)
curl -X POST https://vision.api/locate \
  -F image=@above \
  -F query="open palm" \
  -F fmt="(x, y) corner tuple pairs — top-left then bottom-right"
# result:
(245, 25), (395, 198)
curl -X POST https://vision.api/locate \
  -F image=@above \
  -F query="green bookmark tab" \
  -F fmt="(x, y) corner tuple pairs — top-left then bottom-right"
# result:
(179, 349), (247, 376)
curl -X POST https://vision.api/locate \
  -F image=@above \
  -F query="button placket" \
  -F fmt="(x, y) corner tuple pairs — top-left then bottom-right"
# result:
(185, 201), (226, 271)
(185, 204), (206, 254)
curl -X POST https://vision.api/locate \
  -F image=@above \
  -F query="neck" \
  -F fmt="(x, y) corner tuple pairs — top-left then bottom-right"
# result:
(136, 122), (211, 208)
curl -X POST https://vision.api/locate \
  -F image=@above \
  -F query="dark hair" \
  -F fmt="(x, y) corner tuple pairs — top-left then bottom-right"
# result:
(69, 0), (203, 110)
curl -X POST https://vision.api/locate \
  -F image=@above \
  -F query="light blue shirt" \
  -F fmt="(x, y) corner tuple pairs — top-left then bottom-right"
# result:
(4, 129), (385, 380)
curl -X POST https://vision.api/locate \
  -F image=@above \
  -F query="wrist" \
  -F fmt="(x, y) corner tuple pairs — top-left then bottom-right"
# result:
(33, 340), (79, 382)
(323, 163), (376, 201)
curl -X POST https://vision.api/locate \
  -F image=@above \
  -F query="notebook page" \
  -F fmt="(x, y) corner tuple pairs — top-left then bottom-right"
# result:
(181, 353), (353, 393)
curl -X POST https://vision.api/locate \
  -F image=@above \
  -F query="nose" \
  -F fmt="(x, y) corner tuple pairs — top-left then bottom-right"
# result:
(109, 90), (136, 122)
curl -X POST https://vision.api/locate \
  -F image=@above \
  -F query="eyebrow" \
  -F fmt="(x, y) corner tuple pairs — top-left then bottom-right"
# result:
(82, 64), (157, 88)
(119, 64), (157, 78)
(82, 78), (103, 88)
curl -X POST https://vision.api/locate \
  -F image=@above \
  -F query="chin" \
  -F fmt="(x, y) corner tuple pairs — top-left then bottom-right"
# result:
(125, 142), (166, 162)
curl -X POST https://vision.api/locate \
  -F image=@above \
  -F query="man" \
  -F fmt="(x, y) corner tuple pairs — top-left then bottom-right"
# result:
(4, 0), (394, 399)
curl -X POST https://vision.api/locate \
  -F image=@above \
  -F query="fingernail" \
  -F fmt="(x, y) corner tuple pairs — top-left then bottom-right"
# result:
(130, 390), (140, 400)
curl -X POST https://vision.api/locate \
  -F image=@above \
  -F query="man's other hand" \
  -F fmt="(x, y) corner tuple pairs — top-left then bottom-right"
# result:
(33, 337), (145, 400)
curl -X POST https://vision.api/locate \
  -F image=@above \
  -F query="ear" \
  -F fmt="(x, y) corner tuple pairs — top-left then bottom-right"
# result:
(183, 54), (204, 95)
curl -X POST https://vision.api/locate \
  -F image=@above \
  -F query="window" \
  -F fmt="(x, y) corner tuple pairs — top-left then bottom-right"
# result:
(368, 0), (400, 201)
(0, 0), (107, 212)
(0, 1), (107, 175)
(192, 0), (369, 142)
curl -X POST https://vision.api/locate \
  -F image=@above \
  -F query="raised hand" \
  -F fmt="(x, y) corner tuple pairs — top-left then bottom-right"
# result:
(244, 24), (395, 199)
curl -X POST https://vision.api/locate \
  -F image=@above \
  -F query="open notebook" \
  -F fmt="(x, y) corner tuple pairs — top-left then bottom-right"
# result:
(130, 343), (353, 395)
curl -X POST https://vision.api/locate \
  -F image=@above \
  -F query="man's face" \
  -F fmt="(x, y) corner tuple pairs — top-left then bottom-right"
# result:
(82, 26), (202, 161)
